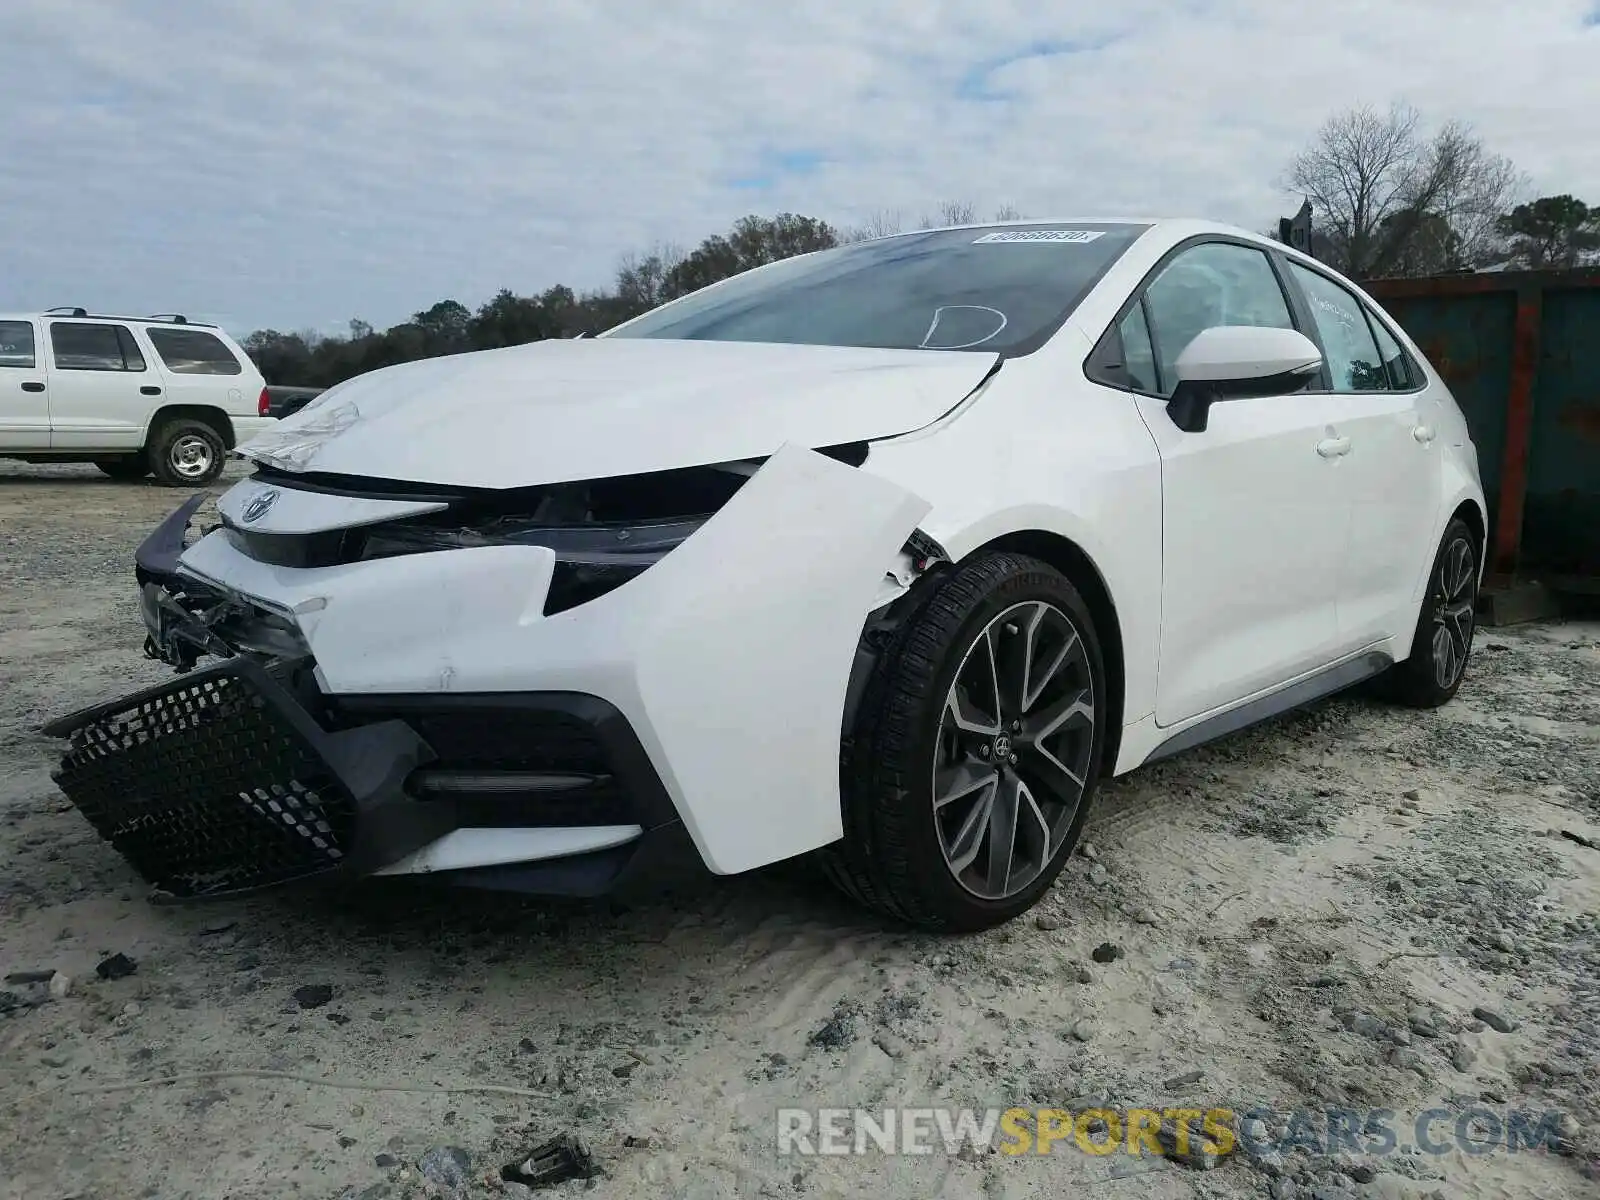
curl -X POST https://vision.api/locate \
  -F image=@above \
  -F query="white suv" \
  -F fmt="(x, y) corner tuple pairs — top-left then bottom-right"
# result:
(0, 308), (275, 485)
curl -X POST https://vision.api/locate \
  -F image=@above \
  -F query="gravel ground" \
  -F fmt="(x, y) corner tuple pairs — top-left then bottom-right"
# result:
(1, 460), (1597, 1200)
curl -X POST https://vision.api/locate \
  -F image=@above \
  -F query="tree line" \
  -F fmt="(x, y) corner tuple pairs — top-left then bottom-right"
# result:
(245, 104), (1600, 389)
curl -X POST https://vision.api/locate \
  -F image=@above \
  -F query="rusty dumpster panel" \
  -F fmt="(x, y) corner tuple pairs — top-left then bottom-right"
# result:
(1527, 287), (1600, 575)
(1365, 269), (1600, 581)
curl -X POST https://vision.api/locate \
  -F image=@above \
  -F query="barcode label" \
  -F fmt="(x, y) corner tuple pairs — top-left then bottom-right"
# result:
(972, 230), (1105, 244)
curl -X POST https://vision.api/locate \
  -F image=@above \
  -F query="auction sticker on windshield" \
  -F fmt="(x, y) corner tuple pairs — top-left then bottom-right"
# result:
(973, 230), (1105, 244)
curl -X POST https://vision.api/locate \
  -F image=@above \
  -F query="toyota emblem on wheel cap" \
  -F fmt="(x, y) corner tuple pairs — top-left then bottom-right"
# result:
(241, 489), (280, 523)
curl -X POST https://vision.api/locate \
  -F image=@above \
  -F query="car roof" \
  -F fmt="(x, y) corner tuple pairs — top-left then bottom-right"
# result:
(0, 310), (223, 330)
(865, 216), (1275, 246)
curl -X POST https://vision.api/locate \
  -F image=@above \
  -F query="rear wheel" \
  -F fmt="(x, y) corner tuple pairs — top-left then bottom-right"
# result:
(147, 418), (226, 486)
(94, 458), (149, 481)
(822, 552), (1107, 931)
(1378, 517), (1479, 708)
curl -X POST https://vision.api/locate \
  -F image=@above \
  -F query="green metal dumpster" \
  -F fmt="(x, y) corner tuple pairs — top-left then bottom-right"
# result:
(1365, 268), (1600, 585)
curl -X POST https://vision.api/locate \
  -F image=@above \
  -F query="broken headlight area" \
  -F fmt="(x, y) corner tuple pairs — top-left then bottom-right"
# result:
(139, 575), (312, 672)
(132, 495), (311, 673)
(225, 449), (870, 615)
(356, 515), (707, 615)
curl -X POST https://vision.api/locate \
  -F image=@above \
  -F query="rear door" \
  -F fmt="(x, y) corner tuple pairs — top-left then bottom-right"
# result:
(1282, 262), (1442, 650)
(45, 321), (158, 449)
(141, 324), (250, 416)
(0, 319), (50, 448)
(1101, 240), (1353, 727)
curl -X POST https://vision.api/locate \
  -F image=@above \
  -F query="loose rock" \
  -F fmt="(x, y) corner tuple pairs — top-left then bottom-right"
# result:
(1070, 1019), (1096, 1043)
(1471, 1006), (1519, 1033)
(1090, 943), (1121, 964)
(293, 984), (334, 1009)
(95, 953), (137, 981)
(1033, 914), (1062, 932)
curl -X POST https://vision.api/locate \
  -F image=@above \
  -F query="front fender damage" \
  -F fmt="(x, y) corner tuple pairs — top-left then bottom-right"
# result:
(616, 444), (931, 873)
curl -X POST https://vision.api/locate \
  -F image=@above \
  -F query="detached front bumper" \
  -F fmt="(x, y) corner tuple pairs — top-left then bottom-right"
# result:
(44, 658), (696, 901)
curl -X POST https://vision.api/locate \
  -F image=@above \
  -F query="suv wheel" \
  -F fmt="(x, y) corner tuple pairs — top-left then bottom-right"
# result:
(1377, 517), (1479, 708)
(823, 552), (1107, 931)
(94, 458), (149, 481)
(148, 418), (226, 487)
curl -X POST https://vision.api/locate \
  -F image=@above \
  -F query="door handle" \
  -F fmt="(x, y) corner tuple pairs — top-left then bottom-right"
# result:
(1316, 436), (1351, 458)
(21, 381), (45, 393)
(1412, 424), (1436, 444)
(140, 385), (162, 396)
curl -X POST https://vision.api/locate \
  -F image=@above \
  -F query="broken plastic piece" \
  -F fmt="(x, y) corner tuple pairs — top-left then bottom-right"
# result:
(501, 1134), (595, 1188)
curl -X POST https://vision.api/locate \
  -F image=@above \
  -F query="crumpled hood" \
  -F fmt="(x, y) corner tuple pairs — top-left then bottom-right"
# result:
(238, 338), (998, 489)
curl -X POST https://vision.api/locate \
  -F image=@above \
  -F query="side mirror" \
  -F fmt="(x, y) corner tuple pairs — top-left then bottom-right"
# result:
(1166, 326), (1322, 432)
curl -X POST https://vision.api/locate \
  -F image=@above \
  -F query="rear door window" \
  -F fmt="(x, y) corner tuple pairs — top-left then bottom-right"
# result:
(1288, 264), (1387, 392)
(50, 322), (146, 371)
(0, 320), (35, 368)
(146, 327), (243, 375)
(1365, 308), (1418, 390)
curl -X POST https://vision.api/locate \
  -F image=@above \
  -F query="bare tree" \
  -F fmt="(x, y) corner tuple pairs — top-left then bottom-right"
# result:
(919, 200), (978, 229)
(1285, 103), (1524, 277)
(840, 208), (905, 243)
(614, 242), (685, 313)
(992, 203), (1023, 222)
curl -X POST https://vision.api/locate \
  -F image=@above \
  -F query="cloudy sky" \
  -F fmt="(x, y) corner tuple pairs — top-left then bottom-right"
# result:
(4, 0), (1598, 336)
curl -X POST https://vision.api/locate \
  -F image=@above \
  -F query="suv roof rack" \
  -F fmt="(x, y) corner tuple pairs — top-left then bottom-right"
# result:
(38, 308), (216, 328)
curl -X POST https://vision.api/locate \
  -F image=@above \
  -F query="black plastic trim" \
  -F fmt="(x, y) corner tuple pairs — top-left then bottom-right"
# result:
(133, 494), (208, 589)
(440, 820), (703, 898)
(330, 691), (684, 832)
(1141, 650), (1393, 765)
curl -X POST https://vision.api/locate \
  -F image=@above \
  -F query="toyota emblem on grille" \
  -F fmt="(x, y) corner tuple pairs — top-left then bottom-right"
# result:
(242, 489), (280, 523)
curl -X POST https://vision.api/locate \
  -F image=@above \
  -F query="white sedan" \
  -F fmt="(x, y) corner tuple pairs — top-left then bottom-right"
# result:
(48, 219), (1484, 930)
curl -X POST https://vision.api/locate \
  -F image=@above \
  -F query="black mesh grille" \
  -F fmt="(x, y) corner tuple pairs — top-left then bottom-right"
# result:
(53, 669), (357, 898)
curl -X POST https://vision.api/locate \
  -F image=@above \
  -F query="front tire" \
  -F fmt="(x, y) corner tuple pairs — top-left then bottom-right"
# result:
(1378, 517), (1479, 708)
(822, 552), (1108, 931)
(147, 418), (226, 487)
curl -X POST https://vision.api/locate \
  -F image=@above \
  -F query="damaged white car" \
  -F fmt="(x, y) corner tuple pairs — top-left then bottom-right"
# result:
(46, 220), (1486, 930)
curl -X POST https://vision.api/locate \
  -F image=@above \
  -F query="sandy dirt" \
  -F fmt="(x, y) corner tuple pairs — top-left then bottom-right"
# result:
(1, 461), (1596, 1200)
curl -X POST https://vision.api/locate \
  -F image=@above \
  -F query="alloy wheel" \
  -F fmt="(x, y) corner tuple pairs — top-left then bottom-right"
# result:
(169, 435), (215, 481)
(1430, 536), (1476, 690)
(933, 600), (1095, 900)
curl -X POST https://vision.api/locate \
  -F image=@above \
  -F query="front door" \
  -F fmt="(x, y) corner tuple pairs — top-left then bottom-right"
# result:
(1128, 240), (1352, 727)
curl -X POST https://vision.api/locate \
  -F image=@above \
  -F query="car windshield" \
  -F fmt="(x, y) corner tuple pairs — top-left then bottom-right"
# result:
(606, 223), (1150, 357)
